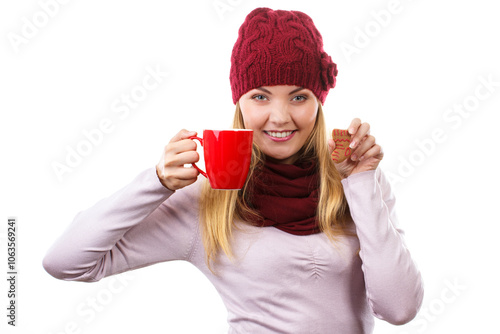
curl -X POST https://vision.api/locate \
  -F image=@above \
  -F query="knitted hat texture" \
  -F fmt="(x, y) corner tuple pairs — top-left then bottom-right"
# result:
(230, 7), (338, 105)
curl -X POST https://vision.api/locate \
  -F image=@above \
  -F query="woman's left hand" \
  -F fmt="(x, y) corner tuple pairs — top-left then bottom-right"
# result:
(328, 118), (384, 178)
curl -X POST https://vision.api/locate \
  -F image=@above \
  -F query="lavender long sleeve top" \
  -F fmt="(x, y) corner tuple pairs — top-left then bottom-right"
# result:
(43, 167), (424, 333)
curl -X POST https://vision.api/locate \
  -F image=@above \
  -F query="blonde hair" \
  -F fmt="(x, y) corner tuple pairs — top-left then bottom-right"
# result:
(199, 102), (352, 274)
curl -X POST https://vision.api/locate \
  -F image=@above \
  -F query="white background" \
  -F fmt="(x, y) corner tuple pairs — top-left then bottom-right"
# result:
(1, 0), (499, 333)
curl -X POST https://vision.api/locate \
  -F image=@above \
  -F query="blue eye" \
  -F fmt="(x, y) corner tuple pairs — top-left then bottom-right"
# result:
(252, 94), (268, 101)
(292, 95), (307, 102)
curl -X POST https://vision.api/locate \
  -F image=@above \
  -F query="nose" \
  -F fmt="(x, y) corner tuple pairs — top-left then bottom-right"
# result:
(268, 102), (292, 126)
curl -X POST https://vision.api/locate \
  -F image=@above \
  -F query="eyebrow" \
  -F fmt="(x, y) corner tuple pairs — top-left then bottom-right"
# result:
(256, 87), (305, 95)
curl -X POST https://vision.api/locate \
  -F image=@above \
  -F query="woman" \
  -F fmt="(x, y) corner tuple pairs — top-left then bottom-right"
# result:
(43, 7), (423, 333)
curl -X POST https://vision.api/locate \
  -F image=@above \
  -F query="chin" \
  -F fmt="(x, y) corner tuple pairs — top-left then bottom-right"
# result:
(265, 152), (298, 164)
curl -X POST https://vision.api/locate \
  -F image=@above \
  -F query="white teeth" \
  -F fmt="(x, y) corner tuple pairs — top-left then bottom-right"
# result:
(267, 131), (293, 138)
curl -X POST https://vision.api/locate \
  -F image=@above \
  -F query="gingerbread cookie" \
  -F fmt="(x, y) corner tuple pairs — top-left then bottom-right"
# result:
(331, 129), (352, 163)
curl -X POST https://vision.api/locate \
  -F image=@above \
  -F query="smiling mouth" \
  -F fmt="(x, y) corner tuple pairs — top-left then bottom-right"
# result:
(264, 130), (296, 138)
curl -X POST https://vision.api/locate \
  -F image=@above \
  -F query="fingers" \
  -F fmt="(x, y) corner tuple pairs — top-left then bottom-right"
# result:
(348, 120), (370, 150)
(163, 140), (198, 161)
(156, 129), (200, 191)
(169, 129), (197, 143)
(348, 118), (362, 135)
(351, 135), (379, 161)
(164, 129), (199, 162)
(359, 144), (384, 161)
(163, 150), (199, 167)
(157, 166), (199, 190)
(346, 118), (383, 162)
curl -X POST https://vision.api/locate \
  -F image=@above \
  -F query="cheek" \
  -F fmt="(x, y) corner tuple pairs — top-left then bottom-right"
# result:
(307, 110), (317, 124)
(241, 112), (251, 129)
(297, 108), (318, 130)
(241, 110), (264, 130)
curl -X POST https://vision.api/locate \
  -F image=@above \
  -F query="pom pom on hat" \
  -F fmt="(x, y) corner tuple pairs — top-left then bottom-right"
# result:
(230, 7), (338, 105)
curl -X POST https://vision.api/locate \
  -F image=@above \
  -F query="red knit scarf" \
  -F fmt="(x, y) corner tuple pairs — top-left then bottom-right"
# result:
(247, 159), (320, 235)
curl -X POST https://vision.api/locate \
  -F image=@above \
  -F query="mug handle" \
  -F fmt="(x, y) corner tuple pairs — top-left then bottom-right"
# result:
(189, 136), (207, 178)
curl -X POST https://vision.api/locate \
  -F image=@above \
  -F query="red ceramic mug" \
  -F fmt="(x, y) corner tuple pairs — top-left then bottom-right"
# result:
(190, 130), (253, 190)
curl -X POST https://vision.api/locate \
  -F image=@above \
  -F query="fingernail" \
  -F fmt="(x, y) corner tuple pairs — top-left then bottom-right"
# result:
(359, 155), (365, 161)
(351, 154), (357, 161)
(349, 141), (356, 149)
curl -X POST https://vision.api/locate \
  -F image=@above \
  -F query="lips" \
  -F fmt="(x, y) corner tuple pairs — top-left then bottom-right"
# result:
(265, 130), (295, 138)
(264, 130), (297, 141)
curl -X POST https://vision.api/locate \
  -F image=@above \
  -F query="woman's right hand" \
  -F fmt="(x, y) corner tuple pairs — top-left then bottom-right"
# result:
(156, 129), (200, 191)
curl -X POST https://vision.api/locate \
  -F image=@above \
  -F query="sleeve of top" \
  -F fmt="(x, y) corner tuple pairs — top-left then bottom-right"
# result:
(42, 167), (201, 282)
(341, 168), (424, 325)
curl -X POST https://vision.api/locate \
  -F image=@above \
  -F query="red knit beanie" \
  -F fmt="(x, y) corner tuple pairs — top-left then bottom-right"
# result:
(230, 7), (338, 105)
